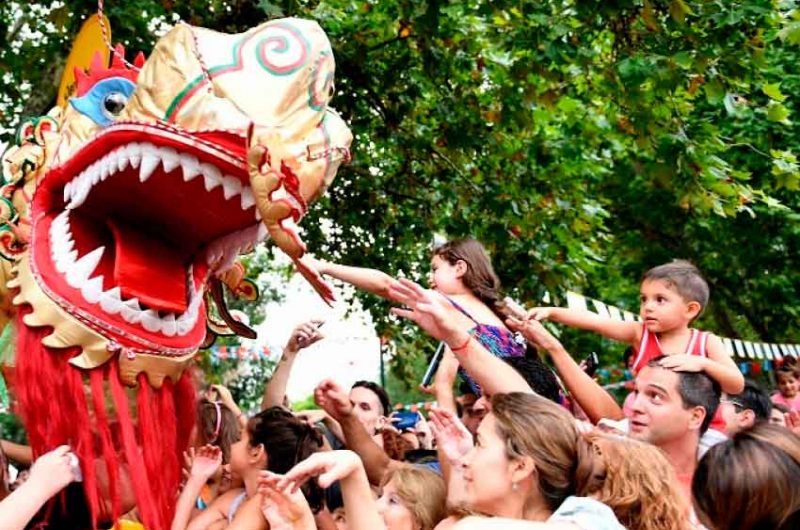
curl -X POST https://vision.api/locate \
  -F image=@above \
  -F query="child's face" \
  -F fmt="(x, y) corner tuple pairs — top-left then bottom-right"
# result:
(639, 279), (698, 333)
(777, 373), (799, 399)
(429, 255), (463, 294)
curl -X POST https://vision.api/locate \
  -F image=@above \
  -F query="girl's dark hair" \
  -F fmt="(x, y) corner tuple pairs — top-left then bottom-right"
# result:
(197, 397), (240, 463)
(248, 407), (325, 512)
(433, 238), (504, 319)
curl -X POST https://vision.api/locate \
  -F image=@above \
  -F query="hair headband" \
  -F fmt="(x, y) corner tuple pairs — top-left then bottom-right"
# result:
(210, 400), (222, 443)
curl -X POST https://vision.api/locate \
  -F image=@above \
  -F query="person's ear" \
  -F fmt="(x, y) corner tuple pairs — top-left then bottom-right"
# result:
(685, 301), (702, 320)
(740, 409), (756, 429)
(250, 442), (266, 466)
(688, 406), (707, 432)
(509, 455), (536, 486)
(376, 415), (388, 430)
(454, 259), (468, 278)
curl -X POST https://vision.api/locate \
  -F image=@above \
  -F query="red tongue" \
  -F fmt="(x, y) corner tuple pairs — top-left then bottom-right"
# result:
(107, 219), (189, 313)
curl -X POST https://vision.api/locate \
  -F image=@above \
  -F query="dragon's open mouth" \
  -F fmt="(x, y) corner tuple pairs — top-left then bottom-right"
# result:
(30, 123), (266, 350)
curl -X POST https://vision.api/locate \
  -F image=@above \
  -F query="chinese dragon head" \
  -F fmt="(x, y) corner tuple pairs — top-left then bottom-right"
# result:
(0, 16), (350, 529)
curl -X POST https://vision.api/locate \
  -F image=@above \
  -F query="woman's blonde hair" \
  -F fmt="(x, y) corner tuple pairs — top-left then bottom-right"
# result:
(382, 465), (447, 530)
(577, 432), (689, 530)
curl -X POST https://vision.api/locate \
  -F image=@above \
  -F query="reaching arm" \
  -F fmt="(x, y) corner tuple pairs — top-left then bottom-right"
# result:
(278, 451), (385, 530)
(1, 440), (33, 465)
(427, 351), (463, 486)
(507, 317), (624, 423)
(314, 379), (401, 486)
(388, 279), (531, 396)
(340, 413), (402, 486)
(209, 384), (247, 429)
(431, 349), (460, 414)
(262, 320), (324, 410)
(300, 256), (397, 301)
(174, 446), (224, 530)
(703, 335), (745, 394)
(530, 307), (640, 345)
(0, 446), (78, 530)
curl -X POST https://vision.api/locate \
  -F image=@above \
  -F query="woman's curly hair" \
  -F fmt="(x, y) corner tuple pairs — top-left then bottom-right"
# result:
(576, 432), (689, 530)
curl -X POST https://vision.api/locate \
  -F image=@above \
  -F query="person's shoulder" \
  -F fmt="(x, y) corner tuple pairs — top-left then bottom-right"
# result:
(549, 496), (627, 530)
(210, 487), (245, 512)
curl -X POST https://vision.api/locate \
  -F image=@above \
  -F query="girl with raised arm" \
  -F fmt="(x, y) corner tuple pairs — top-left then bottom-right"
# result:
(302, 239), (524, 390)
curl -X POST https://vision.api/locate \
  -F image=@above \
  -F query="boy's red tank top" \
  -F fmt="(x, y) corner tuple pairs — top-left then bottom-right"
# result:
(631, 325), (726, 433)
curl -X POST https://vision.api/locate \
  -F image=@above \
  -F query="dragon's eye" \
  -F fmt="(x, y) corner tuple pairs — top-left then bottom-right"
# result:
(102, 91), (127, 118)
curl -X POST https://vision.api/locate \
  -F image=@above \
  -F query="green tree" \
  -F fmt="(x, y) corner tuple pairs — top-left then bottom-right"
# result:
(2, 0), (798, 399)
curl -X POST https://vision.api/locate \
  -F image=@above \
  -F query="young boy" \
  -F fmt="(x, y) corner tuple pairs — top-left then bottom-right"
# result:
(529, 260), (745, 395)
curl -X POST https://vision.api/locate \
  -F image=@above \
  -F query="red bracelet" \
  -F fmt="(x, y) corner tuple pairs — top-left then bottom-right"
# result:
(449, 335), (472, 352)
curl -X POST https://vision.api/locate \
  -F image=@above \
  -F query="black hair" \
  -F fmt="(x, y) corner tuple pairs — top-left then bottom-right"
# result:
(351, 380), (391, 416)
(248, 407), (325, 512)
(503, 356), (561, 404)
(734, 379), (772, 421)
(647, 356), (721, 434)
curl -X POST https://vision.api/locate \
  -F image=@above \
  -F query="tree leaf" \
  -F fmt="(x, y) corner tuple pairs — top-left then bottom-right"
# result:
(766, 102), (792, 124)
(762, 82), (787, 102)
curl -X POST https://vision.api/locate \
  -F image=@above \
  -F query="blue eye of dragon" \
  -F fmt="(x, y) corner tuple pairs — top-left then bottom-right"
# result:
(69, 77), (136, 127)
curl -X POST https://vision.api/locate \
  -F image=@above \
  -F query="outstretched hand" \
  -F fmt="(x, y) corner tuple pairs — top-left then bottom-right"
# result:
(257, 471), (315, 530)
(286, 320), (325, 353)
(429, 408), (473, 464)
(189, 445), (223, 482)
(208, 384), (239, 414)
(294, 256), (336, 306)
(388, 279), (465, 346)
(506, 316), (563, 354)
(314, 379), (353, 422)
(28, 445), (80, 498)
(526, 307), (553, 321)
(658, 354), (707, 373)
(277, 450), (363, 491)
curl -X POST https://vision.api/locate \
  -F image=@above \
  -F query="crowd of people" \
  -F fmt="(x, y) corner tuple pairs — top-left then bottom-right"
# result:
(1, 238), (799, 530)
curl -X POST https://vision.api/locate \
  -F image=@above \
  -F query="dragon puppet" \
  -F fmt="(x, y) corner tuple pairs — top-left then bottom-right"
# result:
(0, 16), (351, 529)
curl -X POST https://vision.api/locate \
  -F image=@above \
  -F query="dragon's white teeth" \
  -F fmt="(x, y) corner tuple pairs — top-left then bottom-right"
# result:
(180, 153), (201, 181)
(201, 163), (222, 191)
(100, 155), (113, 182)
(81, 275), (105, 304)
(222, 176), (242, 200)
(99, 286), (123, 315)
(141, 309), (162, 332)
(139, 151), (160, 183)
(161, 313), (177, 336)
(127, 143), (142, 169)
(117, 149), (130, 173)
(120, 297), (143, 324)
(87, 164), (100, 186)
(66, 246), (104, 288)
(161, 147), (180, 173)
(62, 142), (256, 213)
(240, 188), (255, 209)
